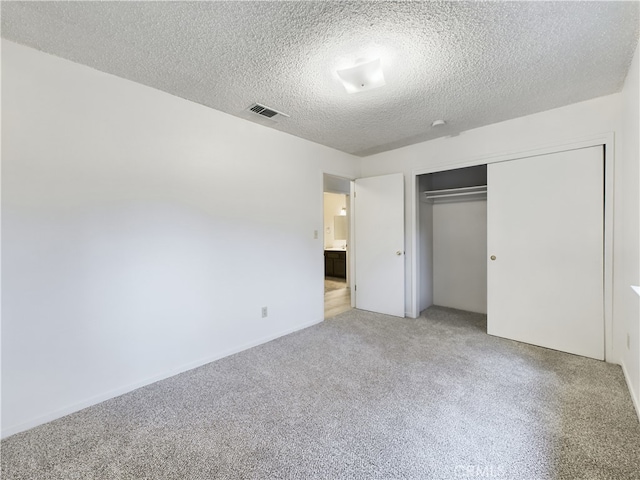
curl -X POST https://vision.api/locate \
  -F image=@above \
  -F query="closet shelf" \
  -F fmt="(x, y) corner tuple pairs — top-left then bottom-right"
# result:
(423, 185), (487, 203)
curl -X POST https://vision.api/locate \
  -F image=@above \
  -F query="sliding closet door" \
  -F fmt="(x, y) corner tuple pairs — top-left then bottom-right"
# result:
(487, 146), (604, 360)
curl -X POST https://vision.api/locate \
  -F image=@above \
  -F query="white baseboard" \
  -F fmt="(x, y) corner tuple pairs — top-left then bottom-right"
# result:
(1, 317), (323, 439)
(621, 361), (640, 423)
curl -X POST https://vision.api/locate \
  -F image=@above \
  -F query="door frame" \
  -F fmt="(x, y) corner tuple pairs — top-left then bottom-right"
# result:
(322, 172), (357, 309)
(410, 132), (615, 360)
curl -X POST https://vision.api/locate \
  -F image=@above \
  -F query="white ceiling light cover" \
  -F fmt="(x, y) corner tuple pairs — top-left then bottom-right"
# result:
(336, 58), (386, 94)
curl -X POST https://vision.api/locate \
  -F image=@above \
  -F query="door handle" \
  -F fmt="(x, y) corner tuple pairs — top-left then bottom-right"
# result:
(396, 251), (403, 256)
(490, 255), (496, 261)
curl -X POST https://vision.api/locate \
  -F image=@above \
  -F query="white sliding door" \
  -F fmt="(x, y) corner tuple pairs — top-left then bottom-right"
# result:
(487, 146), (604, 360)
(355, 173), (405, 317)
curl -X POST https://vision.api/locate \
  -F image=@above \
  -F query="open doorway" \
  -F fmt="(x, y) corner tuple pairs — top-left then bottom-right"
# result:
(323, 174), (353, 318)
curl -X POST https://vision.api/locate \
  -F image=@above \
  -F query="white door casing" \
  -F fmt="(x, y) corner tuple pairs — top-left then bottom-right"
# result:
(355, 173), (405, 317)
(487, 146), (604, 360)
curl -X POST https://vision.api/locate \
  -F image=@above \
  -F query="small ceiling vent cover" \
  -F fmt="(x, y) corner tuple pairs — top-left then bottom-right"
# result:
(247, 103), (289, 120)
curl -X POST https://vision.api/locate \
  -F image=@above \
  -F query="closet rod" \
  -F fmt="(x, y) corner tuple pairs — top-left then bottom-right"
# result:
(424, 191), (486, 200)
(423, 185), (487, 200)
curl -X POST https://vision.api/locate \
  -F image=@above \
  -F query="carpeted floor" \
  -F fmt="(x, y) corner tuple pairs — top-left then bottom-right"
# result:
(2, 307), (639, 479)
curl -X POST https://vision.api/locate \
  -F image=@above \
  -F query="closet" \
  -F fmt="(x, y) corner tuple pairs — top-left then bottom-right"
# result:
(418, 165), (488, 315)
(418, 146), (605, 360)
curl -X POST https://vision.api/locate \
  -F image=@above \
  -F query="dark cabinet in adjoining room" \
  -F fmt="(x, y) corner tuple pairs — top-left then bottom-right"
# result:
(324, 250), (346, 278)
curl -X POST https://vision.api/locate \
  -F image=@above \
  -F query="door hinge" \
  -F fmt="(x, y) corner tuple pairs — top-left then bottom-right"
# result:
(355, 285), (357, 291)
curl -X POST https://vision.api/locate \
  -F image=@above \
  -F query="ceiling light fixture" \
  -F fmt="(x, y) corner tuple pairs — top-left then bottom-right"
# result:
(431, 119), (446, 127)
(336, 58), (386, 94)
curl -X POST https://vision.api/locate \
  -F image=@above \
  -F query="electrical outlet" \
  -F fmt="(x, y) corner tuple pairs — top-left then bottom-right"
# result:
(627, 333), (630, 350)
(262, 306), (268, 318)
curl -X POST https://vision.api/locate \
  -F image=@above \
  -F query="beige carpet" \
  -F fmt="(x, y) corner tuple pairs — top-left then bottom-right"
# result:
(3, 306), (639, 479)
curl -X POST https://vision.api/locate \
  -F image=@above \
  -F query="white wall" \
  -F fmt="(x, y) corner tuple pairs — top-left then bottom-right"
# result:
(432, 200), (487, 314)
(617, 41), (640, 416)
(323, 193), (347, 249)
(1, 41), (360, 437)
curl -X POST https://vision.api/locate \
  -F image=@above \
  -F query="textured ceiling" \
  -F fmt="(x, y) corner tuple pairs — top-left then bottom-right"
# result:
(2, 1), (639, 156)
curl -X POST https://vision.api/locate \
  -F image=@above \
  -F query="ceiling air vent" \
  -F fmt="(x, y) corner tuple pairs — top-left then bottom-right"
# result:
(247, 103), (289, 120)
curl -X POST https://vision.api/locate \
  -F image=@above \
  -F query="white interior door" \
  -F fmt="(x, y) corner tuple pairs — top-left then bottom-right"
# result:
(354, 173), (405, 317)
(487, 146), (604, 359)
